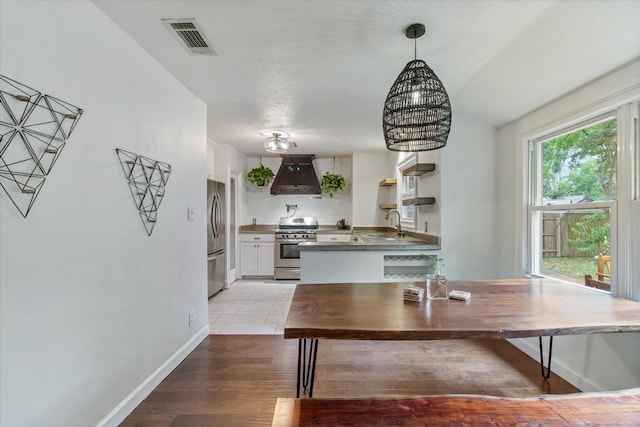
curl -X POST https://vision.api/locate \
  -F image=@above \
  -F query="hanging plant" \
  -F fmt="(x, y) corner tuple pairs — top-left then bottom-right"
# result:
(247, 160), (275, 186)
(321, 172), (346, 197)
(321, 157), (346, 197)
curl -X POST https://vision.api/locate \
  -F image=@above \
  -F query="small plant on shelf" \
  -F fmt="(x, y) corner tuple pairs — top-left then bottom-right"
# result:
(321, 171), (346, 197)
(246, 163), (275, 186)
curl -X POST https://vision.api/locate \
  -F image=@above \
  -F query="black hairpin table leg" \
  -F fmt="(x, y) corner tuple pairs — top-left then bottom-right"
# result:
(539, 336), (553, 380)
(296, 338), (319, 398)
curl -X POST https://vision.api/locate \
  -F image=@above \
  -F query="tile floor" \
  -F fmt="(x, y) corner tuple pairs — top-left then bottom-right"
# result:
(208, 279), (297, 334)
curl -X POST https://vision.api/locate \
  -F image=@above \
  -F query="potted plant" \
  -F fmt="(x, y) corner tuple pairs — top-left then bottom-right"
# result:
(321, 171), (346, 197)
(247, 164), (275, 186)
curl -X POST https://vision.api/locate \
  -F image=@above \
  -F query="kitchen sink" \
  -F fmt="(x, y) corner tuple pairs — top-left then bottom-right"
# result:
(356, 232), (424, 244)
(360, 232), (401, 238)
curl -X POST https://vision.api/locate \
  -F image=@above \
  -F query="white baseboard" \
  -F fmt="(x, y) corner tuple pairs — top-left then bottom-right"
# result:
(96, 324), (210, 427)
(508, 337), (603, 392)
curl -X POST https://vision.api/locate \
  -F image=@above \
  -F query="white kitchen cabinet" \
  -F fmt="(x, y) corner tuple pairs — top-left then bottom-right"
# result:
(240, 234), (274, 277)
(206, 142), (216, 179)
(316, 233), (353, 243)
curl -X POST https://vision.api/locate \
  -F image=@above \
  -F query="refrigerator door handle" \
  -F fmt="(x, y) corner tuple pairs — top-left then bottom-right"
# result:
(211, 193), (218, 238)
(210, 193), (220, 237)
(216, 193), (222, 237)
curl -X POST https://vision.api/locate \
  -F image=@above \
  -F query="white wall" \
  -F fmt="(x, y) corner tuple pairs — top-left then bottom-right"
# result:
(439, 112), (498, 279)
(352, 152), (395, 227)
(242, 156), (352, 226)
(495, 121), (522, 279)
(0, 2), (208, 426)
(496, 59), (640, 391)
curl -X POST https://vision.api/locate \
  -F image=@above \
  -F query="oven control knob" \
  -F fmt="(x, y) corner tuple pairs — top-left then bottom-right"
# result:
(284, 235), (289, 239)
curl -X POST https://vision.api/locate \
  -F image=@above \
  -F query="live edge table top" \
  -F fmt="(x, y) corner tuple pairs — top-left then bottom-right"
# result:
(283, 279), (640, 341)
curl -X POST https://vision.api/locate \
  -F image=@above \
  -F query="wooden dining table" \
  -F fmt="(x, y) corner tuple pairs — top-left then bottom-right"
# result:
(283, 278), (640, 398)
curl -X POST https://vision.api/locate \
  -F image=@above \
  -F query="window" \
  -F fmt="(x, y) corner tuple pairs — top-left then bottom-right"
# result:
(527, 102), (639, 299)
(528, 115), (616, 291)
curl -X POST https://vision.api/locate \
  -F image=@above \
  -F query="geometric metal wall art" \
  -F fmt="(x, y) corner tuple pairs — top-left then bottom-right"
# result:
(115, 148), (172, 236)
(0, 74), (83, 217)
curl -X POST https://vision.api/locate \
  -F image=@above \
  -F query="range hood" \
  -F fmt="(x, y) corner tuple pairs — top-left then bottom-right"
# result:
(270, 155), (322, 195)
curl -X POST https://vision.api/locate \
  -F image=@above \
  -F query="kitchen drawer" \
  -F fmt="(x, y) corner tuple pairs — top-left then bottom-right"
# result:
(240, 233), (274, 242)
(316, 233), (353, 243)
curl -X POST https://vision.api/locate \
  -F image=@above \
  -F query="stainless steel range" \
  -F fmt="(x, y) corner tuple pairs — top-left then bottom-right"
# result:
(274, 216), (318, 280)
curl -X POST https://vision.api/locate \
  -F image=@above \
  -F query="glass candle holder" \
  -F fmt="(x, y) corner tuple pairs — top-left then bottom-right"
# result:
(426, 274), (448, 300)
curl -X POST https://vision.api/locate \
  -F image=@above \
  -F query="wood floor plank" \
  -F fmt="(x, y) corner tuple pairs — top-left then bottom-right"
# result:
(120, 335), (579, 426)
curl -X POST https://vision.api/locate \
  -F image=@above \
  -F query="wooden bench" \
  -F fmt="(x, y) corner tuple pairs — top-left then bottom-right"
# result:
(584, 274), (611, 291)
(585, 254), (612, 291)
(271, 388), (640, 426)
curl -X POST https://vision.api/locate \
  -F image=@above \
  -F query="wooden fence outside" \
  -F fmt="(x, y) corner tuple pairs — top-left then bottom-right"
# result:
(542, 211), (609, 257)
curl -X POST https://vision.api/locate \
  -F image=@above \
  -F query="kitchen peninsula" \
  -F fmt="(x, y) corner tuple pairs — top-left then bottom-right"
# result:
(299, 229), (440, 284)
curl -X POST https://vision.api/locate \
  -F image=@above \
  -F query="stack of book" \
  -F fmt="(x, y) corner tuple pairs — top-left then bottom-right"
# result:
(403, 285), (424, 302)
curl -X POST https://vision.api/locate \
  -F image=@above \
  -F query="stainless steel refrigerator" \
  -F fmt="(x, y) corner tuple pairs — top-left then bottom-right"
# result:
(207, 179), (226, 297)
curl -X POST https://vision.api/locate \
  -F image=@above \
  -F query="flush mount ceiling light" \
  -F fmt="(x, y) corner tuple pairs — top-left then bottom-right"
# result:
(383, 23), (452, 152)
(263, 130), (289, 154)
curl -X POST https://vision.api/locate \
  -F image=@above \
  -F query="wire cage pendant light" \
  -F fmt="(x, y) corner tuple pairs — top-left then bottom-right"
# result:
(383, 23), (451, 152)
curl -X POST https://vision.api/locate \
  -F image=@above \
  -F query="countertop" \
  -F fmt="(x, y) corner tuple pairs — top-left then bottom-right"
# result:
(238, 225), (352, 234)
(239, 224), (440, 250)
(298, 240), (440, 251)
(239, 224), (278, 234)
(316, 226), (352, 234)
(302, 227), (440, 251)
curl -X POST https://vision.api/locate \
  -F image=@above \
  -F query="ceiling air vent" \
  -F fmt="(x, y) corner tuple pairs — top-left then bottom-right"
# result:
(162, 19), (217, 56)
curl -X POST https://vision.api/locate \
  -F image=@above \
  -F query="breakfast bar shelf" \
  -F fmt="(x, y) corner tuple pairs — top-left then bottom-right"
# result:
(383, 254), (437, 280)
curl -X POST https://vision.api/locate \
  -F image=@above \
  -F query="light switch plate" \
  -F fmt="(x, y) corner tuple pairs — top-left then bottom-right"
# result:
(187, 207), (195, 221)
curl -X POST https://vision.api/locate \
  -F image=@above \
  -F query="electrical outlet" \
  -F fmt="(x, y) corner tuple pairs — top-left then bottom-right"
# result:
(424, 222), (428, 232)
(188, 311), (195, 327)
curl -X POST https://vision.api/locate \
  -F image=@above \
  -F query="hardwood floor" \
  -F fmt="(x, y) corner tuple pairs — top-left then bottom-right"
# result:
(121, 335), (579, 426)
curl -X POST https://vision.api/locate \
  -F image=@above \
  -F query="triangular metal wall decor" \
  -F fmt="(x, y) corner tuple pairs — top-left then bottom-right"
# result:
(116, 148), (172, 236)
(0, 75), (83, 217)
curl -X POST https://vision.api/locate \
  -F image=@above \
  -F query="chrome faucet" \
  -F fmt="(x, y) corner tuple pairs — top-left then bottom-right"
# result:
(385, 209), (403, 236)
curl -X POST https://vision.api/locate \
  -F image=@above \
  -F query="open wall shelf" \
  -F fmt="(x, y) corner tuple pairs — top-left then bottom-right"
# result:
(116, 148), (172, 236)
(379, 178), (397, 186)
(379, 203), (398, 209)
(0, 74), (83, 217)
(402, 197), (436, 206)
(402, 163), (436, 176)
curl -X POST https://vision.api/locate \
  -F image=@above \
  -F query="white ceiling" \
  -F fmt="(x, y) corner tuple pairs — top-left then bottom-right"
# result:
(93, 0), (640, 157)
